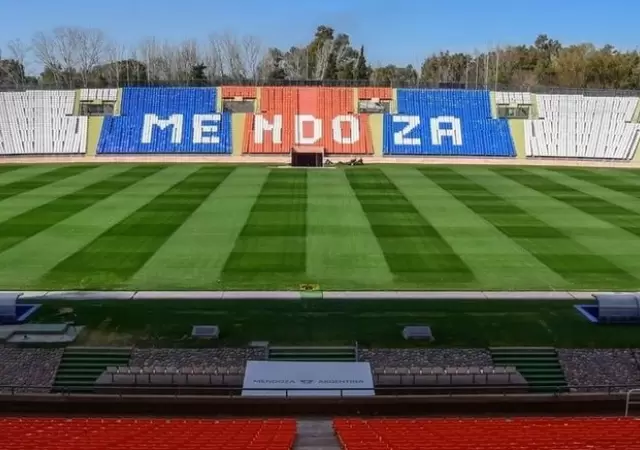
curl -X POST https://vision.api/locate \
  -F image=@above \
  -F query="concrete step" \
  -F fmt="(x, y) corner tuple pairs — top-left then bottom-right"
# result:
(294, 419), (341, 450)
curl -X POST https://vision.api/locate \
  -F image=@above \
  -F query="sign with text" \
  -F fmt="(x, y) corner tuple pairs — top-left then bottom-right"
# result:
(241, 361), (375, 397)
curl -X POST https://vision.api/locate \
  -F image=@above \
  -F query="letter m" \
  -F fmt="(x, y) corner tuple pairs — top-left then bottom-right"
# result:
(141, 114), (184, 144)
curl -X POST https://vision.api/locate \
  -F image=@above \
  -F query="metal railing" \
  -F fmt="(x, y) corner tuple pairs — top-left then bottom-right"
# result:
(1, 383), (639, 398)
(1, 81), (640, 96)
(625, 389), (640, 416)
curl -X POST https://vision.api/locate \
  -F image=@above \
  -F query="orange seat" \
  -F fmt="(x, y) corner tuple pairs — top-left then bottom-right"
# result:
(243, 87), (373, 155)
(222, 86), (257, 99)
(0, 417), (296, 450)
(358, 87), (393, 100)
(333, 417), (640, 450)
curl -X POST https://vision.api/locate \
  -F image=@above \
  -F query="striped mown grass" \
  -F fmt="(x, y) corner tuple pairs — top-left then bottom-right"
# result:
(0, 164), (640, 291)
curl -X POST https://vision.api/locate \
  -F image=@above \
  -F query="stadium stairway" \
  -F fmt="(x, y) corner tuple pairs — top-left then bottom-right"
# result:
(267, 345), (358, 362)
(294, 419), (341, 450)
(52, 346), (132, 393)
(489, 347), (567, 393)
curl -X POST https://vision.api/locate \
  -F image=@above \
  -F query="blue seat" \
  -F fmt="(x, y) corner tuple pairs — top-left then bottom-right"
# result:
(383, 89), (515, 157)
(97, 88), (232, 154)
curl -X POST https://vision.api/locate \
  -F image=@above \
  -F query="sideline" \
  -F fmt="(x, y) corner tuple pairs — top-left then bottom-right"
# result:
(1, 290), (605, 301)
(2, 155), (640, 168)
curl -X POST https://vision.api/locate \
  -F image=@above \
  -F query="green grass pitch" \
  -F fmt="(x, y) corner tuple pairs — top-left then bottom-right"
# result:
(1, 163), (640, 291)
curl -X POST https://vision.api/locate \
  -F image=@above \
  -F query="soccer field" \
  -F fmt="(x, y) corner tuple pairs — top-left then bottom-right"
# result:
(1, 163), (640, 291)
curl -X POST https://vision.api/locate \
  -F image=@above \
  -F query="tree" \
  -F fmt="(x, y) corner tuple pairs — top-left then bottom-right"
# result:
(242, 35), (263, 81)
(420, 52), (471, 85)
(307, 26), (334, 78)
(0, 58), (26, 87)
(280, 46), (309, 79)
(3, 25), (640, 88)
(0, 39), (33, 87)
(269, 64), (287, 80)
(532, 34), (561, 86)
(338, 60), (355, 80)
(331, 33), (358, 80)
(190, 63), (208, 85)
(92, 59), (148, 86)
(552, 44), (592, 88)
(354, 46), (370, 81)
(261, 49), (287, 80)
(323, 47), (338, 80)
(372, 64), (418, 86)
(31, 27), (106, 87)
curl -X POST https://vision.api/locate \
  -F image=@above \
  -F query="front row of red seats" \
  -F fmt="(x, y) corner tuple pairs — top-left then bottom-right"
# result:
(333, 417), (640, 450)
(0, 418), (296, 450)
(4, 416), (640, 450)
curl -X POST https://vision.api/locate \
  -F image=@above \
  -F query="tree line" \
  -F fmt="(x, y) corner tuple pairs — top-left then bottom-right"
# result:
(1, 26), (639, 91)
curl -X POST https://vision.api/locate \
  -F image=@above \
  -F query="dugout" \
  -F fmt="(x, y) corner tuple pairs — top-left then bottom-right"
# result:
(0, 293), (40, 325)
(291, 146), (324, 167)
(0, 293), (18, 323)
(594, 293), (640, 323)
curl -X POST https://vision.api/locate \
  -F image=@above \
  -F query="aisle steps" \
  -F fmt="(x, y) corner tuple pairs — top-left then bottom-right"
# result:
(52, 346), (131, 393)
(490, 346), (567, 393)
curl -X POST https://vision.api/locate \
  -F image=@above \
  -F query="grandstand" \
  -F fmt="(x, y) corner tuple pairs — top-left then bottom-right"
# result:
(1, 418), (297, 450)
(524, 95), (640, 159)
(98, 87), (232, 154)
(2, 85), (640, 446)
(1, 86), (639, 159)
(243, 87), (373, 155)
(334, 418), (640, 450)
(2, 416), (639, 450)
(383, 89), (516, 156)
(0, 91), (87, 155)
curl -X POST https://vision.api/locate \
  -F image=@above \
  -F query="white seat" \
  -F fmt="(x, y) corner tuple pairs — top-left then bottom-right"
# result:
(496, 91), (532, 105)
(0, 90), (87, 155)
(525, 94), (640, 160)
(79, 88), (117, 102)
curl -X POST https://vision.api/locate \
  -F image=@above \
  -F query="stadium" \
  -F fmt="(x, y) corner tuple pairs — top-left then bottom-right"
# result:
(2, 10), (640, 450)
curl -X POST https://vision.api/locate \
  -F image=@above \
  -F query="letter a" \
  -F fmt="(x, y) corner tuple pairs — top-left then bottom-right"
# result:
(430, 116), (462, 146)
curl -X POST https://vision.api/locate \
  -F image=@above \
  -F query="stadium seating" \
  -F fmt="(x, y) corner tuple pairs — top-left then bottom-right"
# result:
(79, 88), (117, 102)
(222, 85), (258, 99)
(495, 91), (533, 105)
(97, 87), (231, 154)
(4, 87), (639, 159)
(525, 95), (640, 159)
(243, 87), (372, 154)
(1, 417), (296, 450)
(358, 87), (393, 100)
(0, 90), (87, 155)
(383, 89), (516, 156)
(334, 417), (640, 450)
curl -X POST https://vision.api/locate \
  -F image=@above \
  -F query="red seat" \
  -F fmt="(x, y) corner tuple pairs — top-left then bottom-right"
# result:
(333, 417), (640, 450)
(0, 417), (296, 450)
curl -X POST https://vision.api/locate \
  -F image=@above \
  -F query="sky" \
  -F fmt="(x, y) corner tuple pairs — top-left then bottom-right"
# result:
(0, 0), (638, 67)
